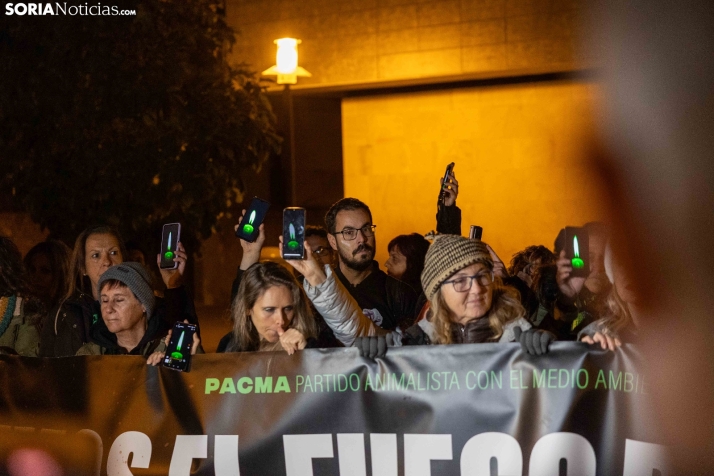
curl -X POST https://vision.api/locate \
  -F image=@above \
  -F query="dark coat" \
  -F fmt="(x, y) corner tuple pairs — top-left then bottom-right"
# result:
(40, 286), (197, 357)
(216, 331), (322, 353)
(77, 309), (168, 356)
(229, 267), (342, 350)
(333, 261), (419, 331)
(436, 203), (461, 235)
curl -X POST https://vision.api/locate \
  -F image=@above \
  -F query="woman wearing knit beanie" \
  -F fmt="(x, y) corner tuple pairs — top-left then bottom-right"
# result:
(403, 235), (555, 354)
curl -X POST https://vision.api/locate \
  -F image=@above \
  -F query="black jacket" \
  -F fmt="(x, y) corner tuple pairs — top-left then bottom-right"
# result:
(84, 310), (168, 356)
(436, 203), (461, 235)
(216, 332), (322, 353)
(40, 286), (197, 357)
(334, 261), (418, 331)
(229, 267), (342, 349)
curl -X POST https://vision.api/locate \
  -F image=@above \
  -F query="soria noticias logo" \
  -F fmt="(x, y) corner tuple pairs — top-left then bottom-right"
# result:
(5, 3), (137, 15)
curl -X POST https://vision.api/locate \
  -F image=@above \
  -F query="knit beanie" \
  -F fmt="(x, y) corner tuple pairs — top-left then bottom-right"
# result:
(98, 262), (156, 318)
(421, 235), (493, 301)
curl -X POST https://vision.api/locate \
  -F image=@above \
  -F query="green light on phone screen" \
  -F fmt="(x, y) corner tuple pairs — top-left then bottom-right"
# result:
(242, 210), (257, 234)
(170, 331), (185, 359)
(572, 235), (584, 269)
(288, 223), (299, 250)
(164, 231), (174, 260)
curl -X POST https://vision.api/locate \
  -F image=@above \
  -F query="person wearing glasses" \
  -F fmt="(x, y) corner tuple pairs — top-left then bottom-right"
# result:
(324, 198), (418, 332)
(305, 226), (335, 268)
(402, 235), (555, 354)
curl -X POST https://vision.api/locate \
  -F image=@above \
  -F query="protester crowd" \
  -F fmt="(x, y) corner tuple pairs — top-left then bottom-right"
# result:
(0, 170), (633, 362)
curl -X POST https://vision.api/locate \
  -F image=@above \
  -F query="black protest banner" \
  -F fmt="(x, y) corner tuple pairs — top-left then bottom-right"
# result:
(0, 343), (670, 475)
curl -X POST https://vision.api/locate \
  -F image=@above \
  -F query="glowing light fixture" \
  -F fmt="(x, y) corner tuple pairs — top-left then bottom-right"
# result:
(262, 38), (311, 85)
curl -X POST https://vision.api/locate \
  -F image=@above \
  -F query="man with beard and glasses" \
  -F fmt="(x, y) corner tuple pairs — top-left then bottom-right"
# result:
(324, 198), (418, 331)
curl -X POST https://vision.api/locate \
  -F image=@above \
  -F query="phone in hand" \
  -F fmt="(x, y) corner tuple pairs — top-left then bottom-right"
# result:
(282, 207), (306, 260)
(439, 162), (456, 202)
(235, 197), (271, 243)
(160, 223), (181, 269)
(564, 226), (590, 278)
(469, 225), (483, 240)
(162, 321), (197, 372)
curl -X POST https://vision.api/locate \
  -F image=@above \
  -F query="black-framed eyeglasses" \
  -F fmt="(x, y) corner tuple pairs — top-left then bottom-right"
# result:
(333, 225), (376, 241)
(442, 272), (494, 292)
(312, 246), (332, 256)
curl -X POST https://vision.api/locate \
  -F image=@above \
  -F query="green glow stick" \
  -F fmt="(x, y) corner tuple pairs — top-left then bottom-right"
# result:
(243, 210), (257, 234)
(572, 235), (584, 269)
(170, 330), (185, 359)
(287, 223), (299, 250)
(164, 232), (174, 260)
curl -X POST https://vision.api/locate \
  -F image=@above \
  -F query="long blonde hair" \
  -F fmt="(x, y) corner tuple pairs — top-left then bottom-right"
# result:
(228, 262), (317, 352)
(596, 285), (632, 336)
(429, 275), (525, 345)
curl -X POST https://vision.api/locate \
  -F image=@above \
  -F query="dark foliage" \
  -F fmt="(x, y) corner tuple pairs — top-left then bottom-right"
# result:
(0, 0), (281, 253)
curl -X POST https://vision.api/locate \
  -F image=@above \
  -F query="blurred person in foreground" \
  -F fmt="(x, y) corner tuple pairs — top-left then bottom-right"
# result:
(589, 0), (714, 470)
(0, 236), (42, 356)
(578, 243), (639, 350)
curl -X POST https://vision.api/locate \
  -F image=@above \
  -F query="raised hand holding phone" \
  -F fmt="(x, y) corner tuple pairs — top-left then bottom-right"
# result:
(235, 197), (270, 243)
(279, 235), (327, 287)
(441, 169), (459, 207)
(157, 241), (187, 289)
(159, 223), (181, 269)
(235, 208), (266, 270)
(282, 207), (306, 260)
(556, 249), (586, 298)
(439, 163), (456, 204)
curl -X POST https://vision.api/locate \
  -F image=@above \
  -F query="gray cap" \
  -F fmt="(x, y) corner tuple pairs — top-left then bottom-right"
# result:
(98, 262), (156, 318)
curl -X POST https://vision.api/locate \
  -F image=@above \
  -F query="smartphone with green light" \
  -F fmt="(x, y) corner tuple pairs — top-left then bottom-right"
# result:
(564, 226), (590, 278)
(235, 197), (270, 242)
(162, 321), (197, 372)
(160, 223), (181, 269)
(282, 207), (306, 260)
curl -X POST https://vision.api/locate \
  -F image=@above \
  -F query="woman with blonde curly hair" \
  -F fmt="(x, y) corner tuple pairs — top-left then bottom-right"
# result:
(402, 235), (555, 355)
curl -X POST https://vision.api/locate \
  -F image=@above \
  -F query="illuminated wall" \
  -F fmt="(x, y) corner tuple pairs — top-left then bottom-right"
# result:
(342, 80), (604, 266)
(227, 0), (586, 87)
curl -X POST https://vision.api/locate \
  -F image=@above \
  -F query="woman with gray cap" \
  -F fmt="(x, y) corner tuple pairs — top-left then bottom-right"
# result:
(76, 262), (170, 356)
(402, 235), (555, 354)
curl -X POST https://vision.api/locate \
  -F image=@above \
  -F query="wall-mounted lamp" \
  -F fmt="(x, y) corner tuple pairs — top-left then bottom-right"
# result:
(262, 38), (311, 85)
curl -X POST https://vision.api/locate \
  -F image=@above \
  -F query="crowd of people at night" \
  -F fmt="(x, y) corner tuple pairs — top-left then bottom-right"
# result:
(0, 170), (635, 363)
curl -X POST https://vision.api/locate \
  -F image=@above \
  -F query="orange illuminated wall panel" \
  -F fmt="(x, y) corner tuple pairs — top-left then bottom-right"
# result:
(341, 81), (605, 266)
